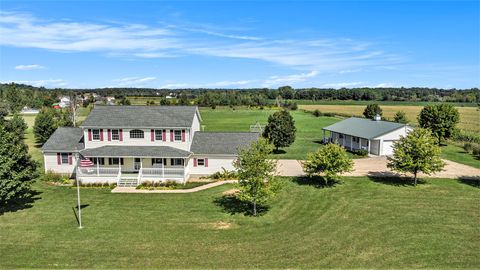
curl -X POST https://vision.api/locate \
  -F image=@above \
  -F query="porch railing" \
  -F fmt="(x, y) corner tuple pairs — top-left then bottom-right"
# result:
(141, 167), (185, 179)
(77, 166), (120, 176)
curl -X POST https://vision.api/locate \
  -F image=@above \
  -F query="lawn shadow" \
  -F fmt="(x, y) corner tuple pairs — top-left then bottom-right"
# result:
(214, 195), (268, 216)
(272, 149), (286, 155)
(312, 140), (324, 145)
(458, 176), (480, 188)
(367, 171), (426, 186)
(292, 176), (339, 188)
(0, 190), (42, 216)
(72, 204), (90, 226)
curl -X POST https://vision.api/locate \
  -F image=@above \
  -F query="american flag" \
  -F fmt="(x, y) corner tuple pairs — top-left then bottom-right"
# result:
(80, 158), (94, 167)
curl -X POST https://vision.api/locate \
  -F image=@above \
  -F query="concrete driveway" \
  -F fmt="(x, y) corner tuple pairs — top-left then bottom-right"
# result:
(276, 157), (480, 179)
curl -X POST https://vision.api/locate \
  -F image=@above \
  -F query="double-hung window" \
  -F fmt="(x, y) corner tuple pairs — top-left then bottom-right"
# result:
(61, 153), (69, 164)
(197, 158), (205, 166)
(155, 130), (163, 141)
(92, 129), (100, 140)
(152, 158), (163, 166)
(109, 158), (124, 165)
(111, 129), (119, 141)
(174, 130), (182, 141)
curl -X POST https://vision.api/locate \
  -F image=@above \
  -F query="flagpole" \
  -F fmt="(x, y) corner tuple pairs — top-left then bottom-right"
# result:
(76, 154), (83, 229)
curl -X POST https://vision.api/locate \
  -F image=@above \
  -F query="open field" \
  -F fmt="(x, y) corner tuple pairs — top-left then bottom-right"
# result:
(128, 96), (177, 105)
(441, 143), (480, 169)
(200, 108), (340, 159)
(1, 177), (478, 268)
(300, 104), (480, 132)
(294, 100), (478, 107)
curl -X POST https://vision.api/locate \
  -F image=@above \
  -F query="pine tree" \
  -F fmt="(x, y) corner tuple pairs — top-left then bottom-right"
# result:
(393, 111), (409, 123)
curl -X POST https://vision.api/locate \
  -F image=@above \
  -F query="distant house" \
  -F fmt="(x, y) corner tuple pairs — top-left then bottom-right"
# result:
(41, 106), (258, 186)
(21, 106), (39, 114)
(322, 115), (412, 156)
(52, 103), (61, 109)
(59, 96), (71, 108)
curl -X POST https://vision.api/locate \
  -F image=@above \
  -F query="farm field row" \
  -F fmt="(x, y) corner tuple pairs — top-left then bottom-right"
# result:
(300, 104), (480, 132)
(0, 177), (478, 269)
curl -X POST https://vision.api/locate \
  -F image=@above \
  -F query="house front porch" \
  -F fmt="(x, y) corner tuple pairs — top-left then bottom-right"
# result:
(77, 146), (192, 186)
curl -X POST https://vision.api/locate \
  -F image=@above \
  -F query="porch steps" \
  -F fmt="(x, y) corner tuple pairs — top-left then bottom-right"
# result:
(118, 177), (138, 187)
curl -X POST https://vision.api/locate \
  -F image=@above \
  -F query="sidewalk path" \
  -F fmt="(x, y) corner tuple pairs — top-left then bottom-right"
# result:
(111, 180), (237, 193)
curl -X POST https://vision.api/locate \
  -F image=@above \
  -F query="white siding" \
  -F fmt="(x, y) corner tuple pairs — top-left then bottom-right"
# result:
(188, 155), (236, 176)
(370, 140), (381, 155)
(83, 128), (192, 150)
(373, 126), (412, 156)
(44, 152), (78, 176)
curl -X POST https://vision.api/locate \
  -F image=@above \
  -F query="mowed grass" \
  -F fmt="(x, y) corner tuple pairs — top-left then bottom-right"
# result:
(0, 177), (478, 268)
(200, 108), (340, 159)
(441, 144), (480, 169)
(300, 104), (480, 132)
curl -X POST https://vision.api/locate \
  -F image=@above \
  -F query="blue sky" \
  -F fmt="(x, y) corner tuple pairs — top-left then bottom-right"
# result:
(0, 1), (478, 89)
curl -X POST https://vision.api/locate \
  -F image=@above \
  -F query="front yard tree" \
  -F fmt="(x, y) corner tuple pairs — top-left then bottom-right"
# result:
(234, 138), (278, 216)
(6, 113), (28, 138)
(393, 111), (409, 124)
(418, 104), (460, 145)
(387, 128), (445, 186)
(0, 122), (37, 207)
(303, 143), (353, 186)
(263, 110), (296, 152)
(363, 104), (383, 119)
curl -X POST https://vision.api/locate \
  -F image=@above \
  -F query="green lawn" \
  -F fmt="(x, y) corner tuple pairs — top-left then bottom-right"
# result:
(200, 108), (340, 159)
(441, 144), (480, 169)
(1, 177), (478, 268)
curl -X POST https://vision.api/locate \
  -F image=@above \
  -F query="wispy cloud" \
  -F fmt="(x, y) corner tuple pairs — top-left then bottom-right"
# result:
(14, 64), (46, 70)
(112, 76), (157, 86)
(262, 71), (318, 87)
(0, 11), (402, 73)
(321, 82), (366, 88)
(159, 80), (253, 89)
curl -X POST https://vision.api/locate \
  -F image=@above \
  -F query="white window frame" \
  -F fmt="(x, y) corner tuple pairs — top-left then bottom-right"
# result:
(92, 129), (100, 141)
(155, 130), (163, 141)
(61, 153), (69, 164)
(197, 158), (205, 166)
(111, 129), (120, 141)
(130, 129), (144, 139)
(174, 130), (182, 142)
(109, 157), (123, 165)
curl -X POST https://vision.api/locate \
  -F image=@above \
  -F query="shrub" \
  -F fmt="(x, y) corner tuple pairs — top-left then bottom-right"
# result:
(323, 112), (335, 117)
(312, 109), (322, 117)
(351, 149), (369, 157)
(463, 142), (474, 153)
(472, 145), (480, 158)
(43, 170), (69, 183)
(208, 168), (238, 180)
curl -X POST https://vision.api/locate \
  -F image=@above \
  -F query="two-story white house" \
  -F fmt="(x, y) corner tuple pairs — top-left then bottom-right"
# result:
(41, 106), (258, 186)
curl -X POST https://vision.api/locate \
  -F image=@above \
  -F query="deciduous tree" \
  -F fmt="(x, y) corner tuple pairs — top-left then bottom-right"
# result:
(234, 138), (279, 216)
(393, 111), (409, 123)
(363, 104), (383, 119)
(418, 104), (460, 145)
(303, 143), (353, 186)
(387, 128), (445, 185)
(263, 110), (296, 151)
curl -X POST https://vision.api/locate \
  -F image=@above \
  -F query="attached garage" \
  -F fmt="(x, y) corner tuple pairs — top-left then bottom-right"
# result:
(322, 116), (412, 156)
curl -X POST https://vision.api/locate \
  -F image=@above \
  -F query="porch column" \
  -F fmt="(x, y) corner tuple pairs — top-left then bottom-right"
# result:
(322, 129), (326, 143)
(350, 136), (353, 151)
(359, 138), (362, 150)
(367, 140), (371, 154)
(183, 158), (187, 184)
(96, 157), (99, 176)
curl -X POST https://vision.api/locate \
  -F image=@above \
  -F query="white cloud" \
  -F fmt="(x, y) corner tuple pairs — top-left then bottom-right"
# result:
(159, 80), (252, 89)
(159, 83), (190, 89)
(112, 76), (157, 86)
(262, 71), (318, 87)
(321, 82), (366, 88)
(14, 64), (45, 70)
(0, 11), (402, 73)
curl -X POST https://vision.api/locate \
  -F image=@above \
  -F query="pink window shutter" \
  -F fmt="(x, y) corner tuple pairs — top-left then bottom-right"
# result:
(162, 129), (166, 142)
(99, 129), (104, 141)
(57, 153), (61, 165)
(193, 158), (197, 167)
(181, 129), (186, 142)
(107, 129), (111, 141)
(170, 130), (174, 142)
(119, 129), (123, 141)
(205, 158), (209, 167)
(68, 154), (73, 165)
(151, 129), (154, 142)
(88, 129), (92, 141)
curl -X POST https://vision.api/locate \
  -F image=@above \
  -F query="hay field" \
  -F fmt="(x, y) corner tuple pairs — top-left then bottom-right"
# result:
(300, 105), (480, 132)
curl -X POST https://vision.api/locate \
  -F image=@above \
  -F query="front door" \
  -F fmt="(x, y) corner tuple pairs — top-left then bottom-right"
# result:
(134, 158), (141, 172)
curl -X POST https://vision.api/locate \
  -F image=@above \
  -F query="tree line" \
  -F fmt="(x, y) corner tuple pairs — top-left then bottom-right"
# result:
(1, 83), (478, 115)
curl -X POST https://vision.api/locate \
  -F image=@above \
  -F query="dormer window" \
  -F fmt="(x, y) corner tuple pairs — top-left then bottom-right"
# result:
(111, 129), (119, 141)
(174, 130), (182, 141)
(130, 129), (144, 139)
(92, 129), (100, 141)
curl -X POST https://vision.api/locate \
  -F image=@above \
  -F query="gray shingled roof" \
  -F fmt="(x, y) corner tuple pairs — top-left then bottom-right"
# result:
(41, 127), (85, 152)
(191, 132), (260, 155)
(322, 117), (408, 139)
(80, 146), (191, 158)
(80, 106), (200, 128)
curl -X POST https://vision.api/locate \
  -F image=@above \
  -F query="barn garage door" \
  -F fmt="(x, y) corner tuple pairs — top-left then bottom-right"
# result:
(382, 140), (395, 156)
